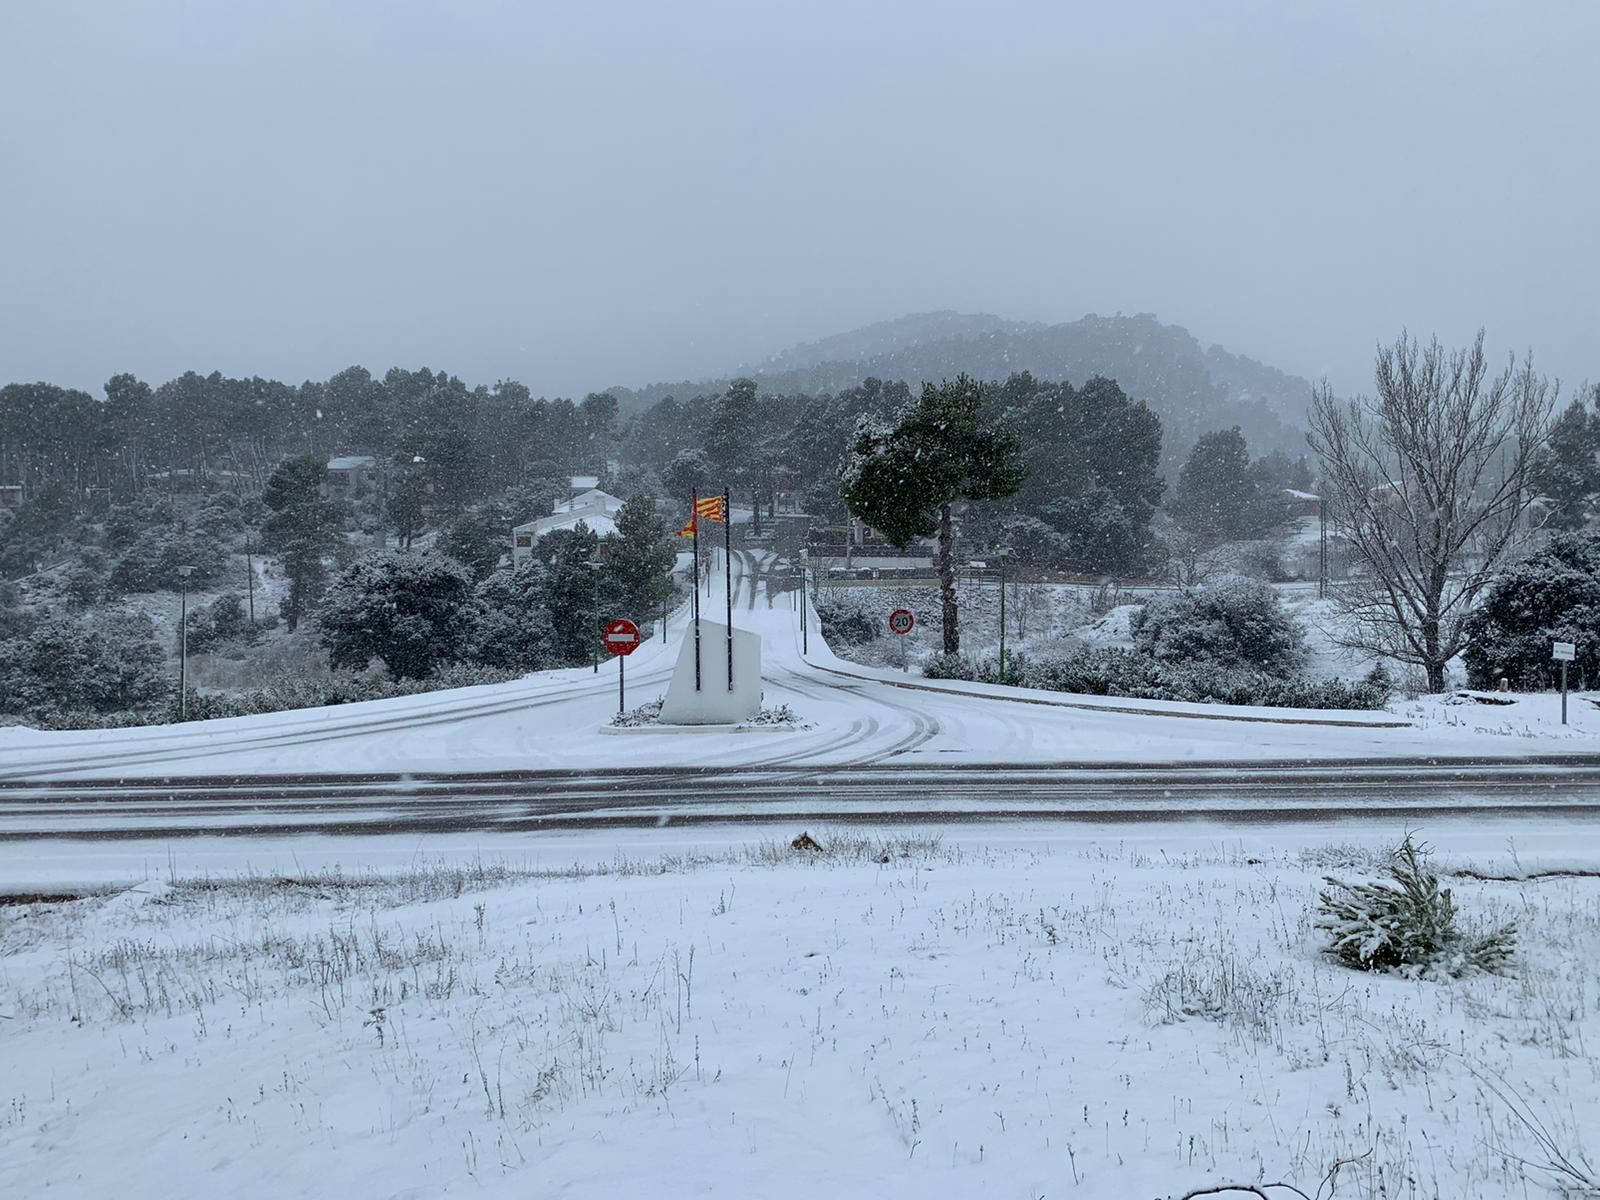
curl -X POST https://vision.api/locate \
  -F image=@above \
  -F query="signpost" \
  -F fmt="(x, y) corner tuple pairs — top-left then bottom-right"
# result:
(1553, 640), (1576, 725)
(605, 618), (642, 713)
(889, 608), (914, 672)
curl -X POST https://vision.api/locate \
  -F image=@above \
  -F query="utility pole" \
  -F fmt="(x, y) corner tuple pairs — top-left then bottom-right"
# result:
(245, 538), (257, 628)
(177, 564), (194, 720)
(1318, 497), (1328, 600)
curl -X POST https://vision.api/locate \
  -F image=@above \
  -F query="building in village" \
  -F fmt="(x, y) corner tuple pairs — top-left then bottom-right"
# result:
(511, 477), (626, 567)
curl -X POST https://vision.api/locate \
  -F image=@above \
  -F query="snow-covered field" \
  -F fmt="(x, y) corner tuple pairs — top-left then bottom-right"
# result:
(4, 822), (1597, 1199)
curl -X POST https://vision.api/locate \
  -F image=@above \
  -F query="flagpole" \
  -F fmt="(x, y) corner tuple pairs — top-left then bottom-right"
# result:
(691, 489), (702, 692)
(724, 487), (733, 691)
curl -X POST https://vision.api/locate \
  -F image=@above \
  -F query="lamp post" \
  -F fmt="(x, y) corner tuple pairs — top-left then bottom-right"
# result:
(998, 551), (1008, 684)
(586, 560), (603, 673)
(177, 564), (194, 720)
(799, 548), (809, 655)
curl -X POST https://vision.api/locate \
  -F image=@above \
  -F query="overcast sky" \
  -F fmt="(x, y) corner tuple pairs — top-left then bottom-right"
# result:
(2, 1), (1596, 402)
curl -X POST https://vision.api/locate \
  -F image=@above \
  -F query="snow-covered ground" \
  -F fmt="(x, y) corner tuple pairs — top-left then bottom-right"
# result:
(1, 553), (1596, 781)
(4, 822), (1597, 1199)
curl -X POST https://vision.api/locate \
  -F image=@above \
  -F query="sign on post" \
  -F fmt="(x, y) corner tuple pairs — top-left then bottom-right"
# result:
(605, 618), (642, 656)
(888, 608), (915, 673)
(605, 618), (641, 714)
(1553, 640), (1576, 725)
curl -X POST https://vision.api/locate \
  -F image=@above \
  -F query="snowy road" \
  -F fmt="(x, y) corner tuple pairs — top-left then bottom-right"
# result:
(1, 551), (1597, 838)
(3, 761), (1599, 841)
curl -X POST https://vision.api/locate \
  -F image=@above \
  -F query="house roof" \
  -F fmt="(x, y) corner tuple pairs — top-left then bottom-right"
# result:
(569, 474), (600, 490)
(553, 488), (625, 514)
(327, 455), (378, 471)
(1283, 488), (1320, 501)
(513, 512), (619, 541)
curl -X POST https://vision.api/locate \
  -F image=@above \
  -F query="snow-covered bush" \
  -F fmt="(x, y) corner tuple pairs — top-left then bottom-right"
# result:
(318, 551), (479, 679)
(744, 703), (805, 726)
(610, 699), (665, 727)
(1130, 578), (1306, 673)
(1317, 836), (1516, 977)
(184, 593), (251, 652)
(0, 613), (167, 717)
(470, 561), (557, 672)
(924, 645), (1389, 709)
(1461, 531), (1600, 691)
(816, 602), (880, 646)
(172, 664), (528, 724)
(922, 651), (976, 680)
(59, 551), (110, 609)
(109, 526), (230, 593)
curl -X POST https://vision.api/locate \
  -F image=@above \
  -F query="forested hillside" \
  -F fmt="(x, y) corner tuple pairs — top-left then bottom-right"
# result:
(611, 311), (1316, 467)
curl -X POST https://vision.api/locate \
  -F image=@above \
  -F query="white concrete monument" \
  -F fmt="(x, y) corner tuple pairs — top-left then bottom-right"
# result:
(657, 620), (762, 724)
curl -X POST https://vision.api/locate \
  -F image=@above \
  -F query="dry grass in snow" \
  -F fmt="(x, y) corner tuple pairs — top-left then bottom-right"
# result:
(2, 831), (1598, 1199)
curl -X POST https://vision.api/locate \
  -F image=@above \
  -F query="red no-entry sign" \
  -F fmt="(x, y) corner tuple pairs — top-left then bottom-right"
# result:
(888, 608), (915, 635)
(604, 618), (642, 656)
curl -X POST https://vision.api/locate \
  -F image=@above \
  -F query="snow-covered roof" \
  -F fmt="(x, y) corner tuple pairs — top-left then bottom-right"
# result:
(327, 455), (377, 471)
(1283, 488), (1320, 501)
(553, 488), (625, 515)
(569, 474), (600, 491)
(513, 511), (619, 541)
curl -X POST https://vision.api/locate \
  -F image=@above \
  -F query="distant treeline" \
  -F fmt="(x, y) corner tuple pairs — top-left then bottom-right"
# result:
(0, 368), (621, 504)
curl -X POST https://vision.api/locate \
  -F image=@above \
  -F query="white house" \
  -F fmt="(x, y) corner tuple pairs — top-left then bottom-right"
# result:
(511, 486), (627, 567)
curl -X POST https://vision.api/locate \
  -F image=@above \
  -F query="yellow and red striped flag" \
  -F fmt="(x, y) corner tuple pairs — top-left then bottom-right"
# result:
(694, 494), (727, 522)
(677, 515), (697, 537)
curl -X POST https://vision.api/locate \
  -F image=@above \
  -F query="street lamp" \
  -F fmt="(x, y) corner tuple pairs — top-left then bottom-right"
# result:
(586, 560), (604, 673)
(998, 550), (1008, 684)
(177, 565), (194, 720)
(799, 548), (809, 655)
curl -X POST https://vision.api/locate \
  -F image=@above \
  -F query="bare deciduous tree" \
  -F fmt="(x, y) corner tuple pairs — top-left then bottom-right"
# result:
(1308, 330), (1556, 693)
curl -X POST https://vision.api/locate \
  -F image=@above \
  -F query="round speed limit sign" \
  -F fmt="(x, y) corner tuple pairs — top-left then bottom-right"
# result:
(888, 608), (915, 636)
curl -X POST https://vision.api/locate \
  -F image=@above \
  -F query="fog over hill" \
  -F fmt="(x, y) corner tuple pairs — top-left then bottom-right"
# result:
(612, 311), (1317, 468)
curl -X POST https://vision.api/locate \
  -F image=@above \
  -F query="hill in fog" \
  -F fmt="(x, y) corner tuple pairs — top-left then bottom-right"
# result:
(613, 311), (1317, 467)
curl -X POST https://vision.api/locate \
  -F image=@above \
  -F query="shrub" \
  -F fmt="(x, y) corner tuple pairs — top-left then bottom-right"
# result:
(1316, 836), (1516, 977)
(60, 552), (110, 608)
(164, 664), (527, 725)
(1461, 532), (1600, 690)
(470, 561), (556, 671)
(922, 652), (976, 680)
(926, 644), (1390, 710)
(319, 551), (479, 679)
(817, 603), (880, 646)
(184, 593), (251, 652)
(1130, 578), (1306, 673)
(0, 613), (167, 716)
(110, 526), (230, 592)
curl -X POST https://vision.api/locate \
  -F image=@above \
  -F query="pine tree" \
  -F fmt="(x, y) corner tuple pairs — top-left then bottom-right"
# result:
(842, 375), (1027, 653)
(603, 495), (676, 623)
(319, 551), (477, 679)
(1530, 389), (1600, 530)
(1169, 427), (1285, 547)
(387, 471), (428, 549)
(262, 455), (343, 632)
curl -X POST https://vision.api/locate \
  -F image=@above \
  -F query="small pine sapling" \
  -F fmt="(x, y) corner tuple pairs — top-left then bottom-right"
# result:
(1316, 835), (1516, 976)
